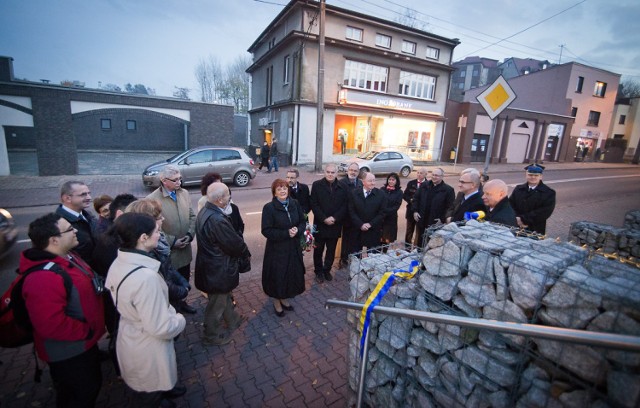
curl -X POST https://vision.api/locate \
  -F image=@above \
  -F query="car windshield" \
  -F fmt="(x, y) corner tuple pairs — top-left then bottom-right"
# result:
(357, 151), (378, 160)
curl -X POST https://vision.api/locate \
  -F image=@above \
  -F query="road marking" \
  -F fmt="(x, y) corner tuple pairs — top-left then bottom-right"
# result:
(245, 211), (262, 215)
(17, 239), (31, 244)
(507, 174), (640, 187)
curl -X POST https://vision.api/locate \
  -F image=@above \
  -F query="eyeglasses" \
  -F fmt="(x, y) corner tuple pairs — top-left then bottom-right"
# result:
(432, 173), (443, 177)
(165, 177), (182, 183)
(71, 192), (91, 197)
(458, 180), (473, 184)
(57, 226), (76, 236)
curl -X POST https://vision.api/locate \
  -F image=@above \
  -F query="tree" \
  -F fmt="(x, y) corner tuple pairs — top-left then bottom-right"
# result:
(124, 83), (153, 95)
(394, 8), (428, 31)
(194, 56), (223, 103)
(102, 83), (122, 92)
(619, 79), (640, 98)
(194, 54), (251, 113)
(173, 87), (190, 100)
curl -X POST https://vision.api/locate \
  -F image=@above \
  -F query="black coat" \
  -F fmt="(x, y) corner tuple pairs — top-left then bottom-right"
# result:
(56, 205), (96, 266)
(485, 197), (518, 228)
(349, 188), (388, 249)
(260, 144), (270, 159)
(412, 182), (455, 227)
(338, 176), (363, 227)
(261, 198), (306, 299)
(289, 183), (311, 214)
(310, 178), (349, 238)
(509, 182), (556, 234)
(449, 191), (486, 222)
(403, 178), (428, 219)
(382, 187), (403, 242)
(195, 203), (250, 294)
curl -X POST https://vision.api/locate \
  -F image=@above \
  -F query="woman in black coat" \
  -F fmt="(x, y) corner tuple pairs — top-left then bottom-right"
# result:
(381, 173), (403, 245)
(261, 179), (306, 316)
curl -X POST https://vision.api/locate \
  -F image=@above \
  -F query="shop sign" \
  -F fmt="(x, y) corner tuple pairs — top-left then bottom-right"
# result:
(579, 129), (600, 138)
(337, 88), (441, 116)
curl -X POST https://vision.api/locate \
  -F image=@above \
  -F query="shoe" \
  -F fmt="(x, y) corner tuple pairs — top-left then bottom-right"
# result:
(315, 273), (325, 284)
(159, 398), (177, 408)
(324, 271), (333, 282)
(164, 384), (187, 399)
(203, 333), (232, 346)
(228, 315), (247, 331)
(273, 305), (285, 317)
(179, 301), (197, 315)
(281, 303), (294, 311)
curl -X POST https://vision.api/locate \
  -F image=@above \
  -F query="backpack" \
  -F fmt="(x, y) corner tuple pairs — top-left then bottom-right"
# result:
(0, 262), (73, 348)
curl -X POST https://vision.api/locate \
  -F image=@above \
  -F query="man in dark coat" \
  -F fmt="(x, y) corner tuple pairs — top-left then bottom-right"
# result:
(338, 162), (363, 266)
(258, 141), (271, 171)
(509, 164), (556, 234)
(447, 168), (486, 223)
(402, 167), (429, 244)
(270, 139), (280, 172)
(483, 179), (517, 227)
(55, 180), (96, 266)
(195, 183), (251, 346)
(349, 172), (387, 250)
(412, 168), (454, 247)
(311, 164), (348, 283)
(287, 168), (311, 214)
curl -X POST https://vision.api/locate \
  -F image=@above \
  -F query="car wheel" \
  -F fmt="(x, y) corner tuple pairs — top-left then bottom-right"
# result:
(234, 171), (251, 187)
(400, 166), (411, 177)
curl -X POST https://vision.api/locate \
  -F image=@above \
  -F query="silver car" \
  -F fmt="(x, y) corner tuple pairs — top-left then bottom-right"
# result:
(339, 150), (413, 177)
(142, 146), (256, 188)
(0, 208), (18, 260)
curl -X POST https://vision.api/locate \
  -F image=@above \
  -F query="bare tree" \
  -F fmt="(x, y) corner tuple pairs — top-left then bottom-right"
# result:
(395, 8), (428, 31)
(194, 56), (223, 103)
(221, 55), (251, 113)
(619, 79), (640, 98)
(173, 86), (190, 100)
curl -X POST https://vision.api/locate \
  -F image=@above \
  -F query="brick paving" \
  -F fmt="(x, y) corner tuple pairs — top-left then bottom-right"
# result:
(0, 157), (638, 407)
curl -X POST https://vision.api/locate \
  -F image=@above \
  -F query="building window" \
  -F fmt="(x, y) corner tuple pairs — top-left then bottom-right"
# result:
(619, 115), (626, 125)
(268, 37), (276, 49)
(343, 60), (388, 92)
(101, 119), (111, 130)
(459, 70), (466, 78)
(346, 26), (363, 42)
(398, 71), (436, 100)
(576, 76), (584, 93)
(614, 134), (624, 139)
(472, 69), (478, 77)
(457, 82), (464, 89)
(283, 55), (290, 84)
(593, 81), (607, 97)
(426, 46), (440, 60)
(401, 40), (416, 55)
(126, 120), (136, 131)
(375, 33), (391, 49)
(587, 110), (600, 126)
(266, 66), (273, 106)
(571, 107), (578, 117)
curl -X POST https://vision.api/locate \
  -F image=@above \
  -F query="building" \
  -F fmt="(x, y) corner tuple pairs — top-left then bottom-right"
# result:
(498, 57), (552, 80)
(610, 97), (640, 163)
(442, 62), (620, 164)
(449, 56), (500, 102)
(246, 0), (460, 166)
(0, 56), (235, 176)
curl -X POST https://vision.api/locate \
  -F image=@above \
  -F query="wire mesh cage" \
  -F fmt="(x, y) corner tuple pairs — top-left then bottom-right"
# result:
(346, 220), (640, 408)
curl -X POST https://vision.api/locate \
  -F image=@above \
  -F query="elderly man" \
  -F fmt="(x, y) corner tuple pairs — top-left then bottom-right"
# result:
(509, 164), (556, 234)
(338, 162), (363, 266)
(403, 167), (429, 244)
(412, 167), (454, 247)
(195, 183), (250, 346)
(287, 168), (311, 215)
(55, 180), (96, 265)
(447, 168), (485, 223)
(349, 172), (387, 251)
(483, 179), (517, 227)
(310, 163), (348, 283)
(19, 213), (105, 407)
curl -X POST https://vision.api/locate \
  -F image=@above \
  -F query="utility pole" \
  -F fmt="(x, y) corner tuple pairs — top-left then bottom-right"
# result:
(558, 44), (565, 64)
(315, 0), (326, 172)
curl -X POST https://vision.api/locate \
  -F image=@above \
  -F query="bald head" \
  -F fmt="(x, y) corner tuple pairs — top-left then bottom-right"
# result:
(207, 182), (230, 208)
(363, 172), (376, 191)
(482, 179), (508, 209)
(416, 167), (428, 182)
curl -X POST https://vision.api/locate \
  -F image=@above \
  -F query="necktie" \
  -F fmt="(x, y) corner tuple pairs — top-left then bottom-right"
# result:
(365, 191), (369, 198)
(170, 191), (177, 201)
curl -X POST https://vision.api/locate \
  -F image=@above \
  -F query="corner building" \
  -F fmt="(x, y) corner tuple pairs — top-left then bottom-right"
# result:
(247, 0), (459, 166)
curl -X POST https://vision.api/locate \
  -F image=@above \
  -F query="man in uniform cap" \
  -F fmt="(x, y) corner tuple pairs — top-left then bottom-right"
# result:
(508, 164), (556, 235)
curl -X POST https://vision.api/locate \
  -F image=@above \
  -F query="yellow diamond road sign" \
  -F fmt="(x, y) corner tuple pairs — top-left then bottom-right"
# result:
(476, 75), (517, 120)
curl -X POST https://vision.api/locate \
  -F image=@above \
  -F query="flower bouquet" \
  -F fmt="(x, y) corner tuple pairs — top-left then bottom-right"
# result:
(301, 221), (317, 253)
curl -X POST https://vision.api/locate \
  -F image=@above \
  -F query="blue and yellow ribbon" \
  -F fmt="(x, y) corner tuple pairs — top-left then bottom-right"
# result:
(358, 260), (420, 357)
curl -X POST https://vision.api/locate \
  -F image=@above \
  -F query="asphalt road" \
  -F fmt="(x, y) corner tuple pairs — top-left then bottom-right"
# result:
(1, 167), (639, 294)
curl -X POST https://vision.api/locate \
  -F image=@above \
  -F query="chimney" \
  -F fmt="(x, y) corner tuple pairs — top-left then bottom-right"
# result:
(0, 56), (15, 82)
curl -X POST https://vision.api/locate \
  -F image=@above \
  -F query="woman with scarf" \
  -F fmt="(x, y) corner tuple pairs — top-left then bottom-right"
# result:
(381, 173), (403, 245)
(261, 179), (306, 316)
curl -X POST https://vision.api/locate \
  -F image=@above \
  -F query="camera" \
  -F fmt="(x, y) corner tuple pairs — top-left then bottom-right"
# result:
(92, 275), (106, 295)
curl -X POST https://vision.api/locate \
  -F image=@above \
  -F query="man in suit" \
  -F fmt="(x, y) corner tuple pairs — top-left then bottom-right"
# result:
(287, 168), (311, 215)
(509, 164), (556, 234)
(349, 172), (387, 251)
(310, 164), (348, 283)
(55, 180), (96, 266)
(338, 162), (363, 266)
(402, 167), (429, 244)
(483, 179), (517, 227)
(412, 168), (454, 247)
(447, 168), (485, 223)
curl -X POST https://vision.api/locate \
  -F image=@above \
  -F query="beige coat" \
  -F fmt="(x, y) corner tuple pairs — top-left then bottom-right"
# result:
(106, 250), (186, 392)
(147, 187), (196, 269)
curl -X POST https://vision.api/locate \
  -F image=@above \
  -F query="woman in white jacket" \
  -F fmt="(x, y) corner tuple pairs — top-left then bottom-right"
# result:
(106, 213), (186, 407)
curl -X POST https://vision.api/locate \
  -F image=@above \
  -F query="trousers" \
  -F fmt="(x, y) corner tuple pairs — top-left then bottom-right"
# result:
(203, 293), (239, 340)
(313, 236), (338, 275)
(48, 345), (102, 408)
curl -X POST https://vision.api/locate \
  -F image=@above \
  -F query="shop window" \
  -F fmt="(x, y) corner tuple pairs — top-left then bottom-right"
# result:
(375, 33), (391, 49)
(101, 119), (111, 130)
(593, 81), (607, 97)
(587, 110), (600, 126)
(343, 60), (387, 92)
(426, 46), (439, 60)
(398, 70), (436, 100)
(126, 120), (136, 131)
(402, 40), (416, 55)
(346, 26), (363, 42)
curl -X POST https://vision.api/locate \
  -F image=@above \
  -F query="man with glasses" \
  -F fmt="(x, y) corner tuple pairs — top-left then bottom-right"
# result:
(447, 168), (485, 223)
(310, 163), (348, 283)
(286, 168), (311, 215)
(147, 165), (196, 293)
(19, 213), (105, 407)
(403, 167), (429, 245)
(509, 164), (556, 234)
(338, 162), (362, 266)
(56, 180), (97, 265)
(412, 168), (454, 247)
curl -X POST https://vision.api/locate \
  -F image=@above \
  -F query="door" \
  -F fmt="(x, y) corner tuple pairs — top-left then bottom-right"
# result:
(179, 149), (213, 185)
(544, 136), (559, 162)
(471, 134), (489, 162)
(213, 149), (242, 181)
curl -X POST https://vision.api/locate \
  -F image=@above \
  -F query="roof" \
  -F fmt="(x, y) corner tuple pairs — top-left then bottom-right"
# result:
(452, 56), (499, 68)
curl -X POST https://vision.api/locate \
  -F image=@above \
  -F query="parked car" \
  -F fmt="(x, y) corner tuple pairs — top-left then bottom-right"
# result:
(0, 208), (18, 260)
(142, 146), (256, 188)
(338, 150), (413, 177)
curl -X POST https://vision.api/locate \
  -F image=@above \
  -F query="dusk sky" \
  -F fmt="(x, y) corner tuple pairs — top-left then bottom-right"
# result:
(1, 0), (638, 98)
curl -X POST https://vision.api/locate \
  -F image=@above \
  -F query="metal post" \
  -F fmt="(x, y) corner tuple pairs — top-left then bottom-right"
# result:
(454, 115), (466, 169)
(356, 328), (370, 408)
(482, 118), (497, 177)
(314, 0), (325, 172)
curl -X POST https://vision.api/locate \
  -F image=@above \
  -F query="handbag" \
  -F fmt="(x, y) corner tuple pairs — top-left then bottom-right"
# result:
(239, 256), (251, 273)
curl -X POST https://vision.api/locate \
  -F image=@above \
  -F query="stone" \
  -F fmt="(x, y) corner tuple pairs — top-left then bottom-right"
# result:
(538, 307), (600, 329)
(458, 276), (497, 307)
(482, 300), (528, 346)
(466, 387), (491, 408)
(558, 390), (592, 408)
(389, 278), (419, 298)
(467, 252), (495, 284)
(454, 346), (517, 387)
(350, 272), (371, 300)
(488, 390), (510, 408)
(508, 264), (554, 311)
(410, 328), (444, 354)
(418, 273), (460, 302)
(453, 295), (482, 317)
(377, 316), (413, 350)
(535, 339), (610, 385)
(422, 241), (461, 277)
(516, 379), (562, 408)
(493, 256), (508, 300)
(608, 371), (640, 408)
(364, 356), (399, 390)
(477, 343), (524, 366)
(413, 365), (437, 388)
(543, 279), (601, 309)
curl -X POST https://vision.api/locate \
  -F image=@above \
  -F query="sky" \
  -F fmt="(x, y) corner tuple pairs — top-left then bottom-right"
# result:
(1, 0), (639, 98)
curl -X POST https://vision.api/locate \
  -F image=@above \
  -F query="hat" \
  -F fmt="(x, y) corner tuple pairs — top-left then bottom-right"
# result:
(524, 164), (544, 174)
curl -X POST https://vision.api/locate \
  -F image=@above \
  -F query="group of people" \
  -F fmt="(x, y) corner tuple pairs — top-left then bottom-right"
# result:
(257, 139), (280, 173)
(14, 157), (556, 407)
